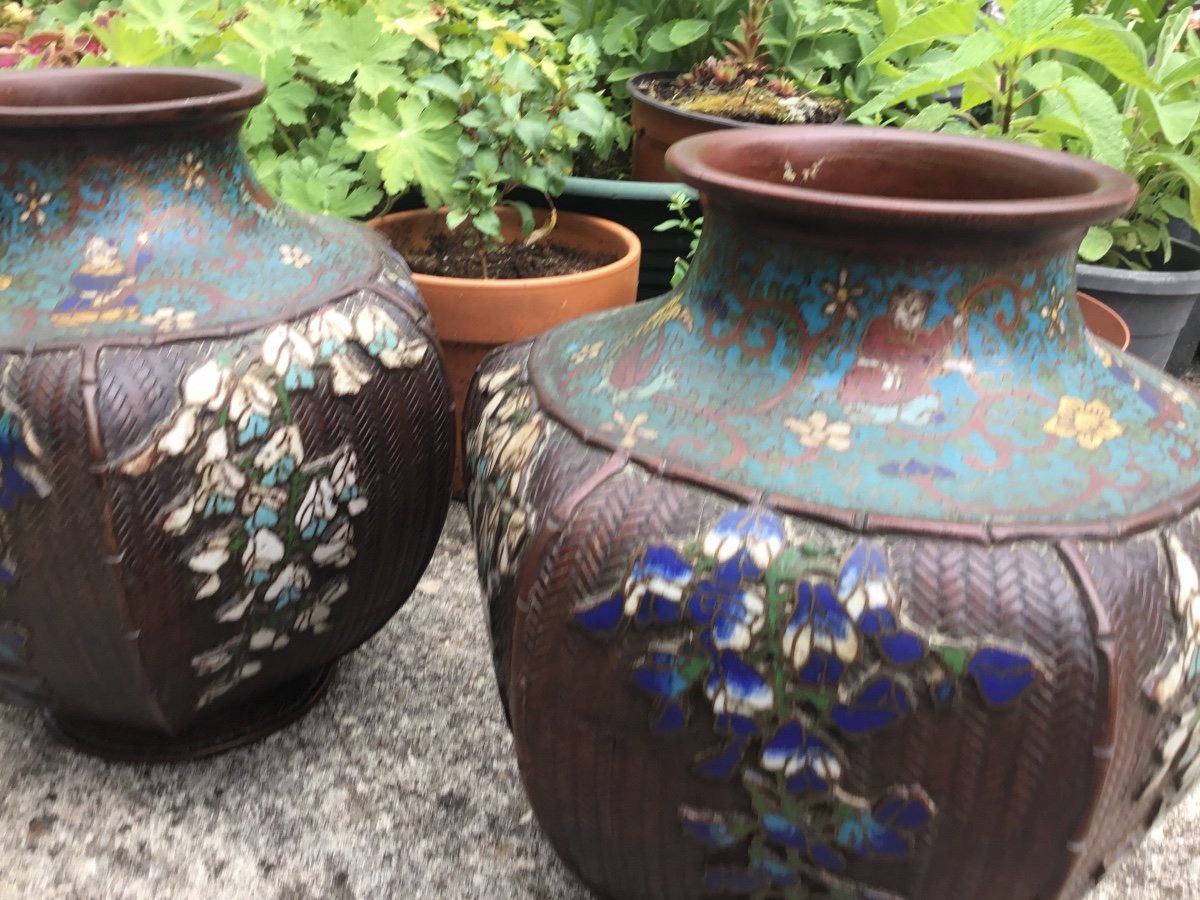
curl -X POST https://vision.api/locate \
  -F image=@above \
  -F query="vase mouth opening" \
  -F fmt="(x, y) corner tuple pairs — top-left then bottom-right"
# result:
(666, 126), (1137, 237)
(0, 67), (265, 128)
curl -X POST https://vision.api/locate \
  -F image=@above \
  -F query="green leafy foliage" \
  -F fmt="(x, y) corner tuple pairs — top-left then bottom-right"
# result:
(857, 0), (1200, 268)
(62, 0), (624, 254)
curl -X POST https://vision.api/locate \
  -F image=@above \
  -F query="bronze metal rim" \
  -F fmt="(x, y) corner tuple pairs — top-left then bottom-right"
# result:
(0, 67), (265, 128)
(665, 126), (1137, 238)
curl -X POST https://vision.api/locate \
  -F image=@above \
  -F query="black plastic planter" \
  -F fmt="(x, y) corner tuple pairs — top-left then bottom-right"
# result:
(1077, 238), (1200, 372)
(554, 175), (699, 302)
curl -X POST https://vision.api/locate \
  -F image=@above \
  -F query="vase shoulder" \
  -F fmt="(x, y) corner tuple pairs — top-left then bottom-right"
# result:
(533, 263), (1200, 530)
(0, 136), (388, 350)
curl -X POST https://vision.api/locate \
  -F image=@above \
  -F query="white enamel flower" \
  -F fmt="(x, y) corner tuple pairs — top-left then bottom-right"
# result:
(328, 351), (376, 396)
(1152, 535), (1200, 706)
(183, 360), (229, 410)
(157, 407), (199, 457)
(241, 527), (285, 577)
(784, 410), (852, 452)
(295, 577), (350, 634)
(14, 181), (51, 227)
(279, 244), (311, 268)
(600, 410), (658, 449)
(229, 373), (278, 445)
(313, 519), (355, 568)
(254, 425), (305, 478)
(141, 307), (198, 332)
(330, 448), (367, 516)
(354, 304), (427, 368)
(179, 152), (206, 191)
(264, 562), (311, 606)
(295, 476), (338, 539)
(306, 309), (355, 357)
(262, 325), (316, 380)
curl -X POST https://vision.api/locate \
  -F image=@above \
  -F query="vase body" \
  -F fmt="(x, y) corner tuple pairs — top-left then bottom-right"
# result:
(466, 127), (1200, 899)
(0, 69), (453, 758)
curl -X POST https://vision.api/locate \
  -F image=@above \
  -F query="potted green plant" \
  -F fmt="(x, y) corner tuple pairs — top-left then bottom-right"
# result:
(627, 0), (844, 180)
(360, 4), (641, 490)
(856, 0), (1200, 370)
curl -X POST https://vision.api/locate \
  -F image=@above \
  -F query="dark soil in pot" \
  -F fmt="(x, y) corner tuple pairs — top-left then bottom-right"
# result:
(405, 232), (618, 279)
(640, 66), (844, 125)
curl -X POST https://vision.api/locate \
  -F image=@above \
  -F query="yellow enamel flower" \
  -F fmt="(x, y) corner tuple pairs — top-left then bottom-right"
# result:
(0, 275), (11, 291)
(1043, 396), (1123, 450)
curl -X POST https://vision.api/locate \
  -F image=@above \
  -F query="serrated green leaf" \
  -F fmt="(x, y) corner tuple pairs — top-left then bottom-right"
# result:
(301, 6), (414, 91)
(1025, 20), (1154, 90)
(1057, 75), (1127, 168)
(119, 0), (221, 49)
(900, 102), (958, 131)
(855, 29), (1005, 119)
(93, 18), (171, 66)
(346, 96), (459, 198)
(861, 1), (976, 64)
(601, 9), (644, 56)
(1006, 0), (1071, 40)
(1080, 226), (1114, 261)
(418, 73), (463, 101)
(1146, 151), (1200, 231)
(1140, 94), (1200, 146)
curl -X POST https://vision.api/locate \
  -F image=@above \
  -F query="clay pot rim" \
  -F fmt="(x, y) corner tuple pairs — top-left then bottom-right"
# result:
(369, 207), (641, 289)
(666, 126), (1137, 236)
(0, 67), (265, 127)
(1077, 290), (1131, 351)
(628, 70), (760, 131)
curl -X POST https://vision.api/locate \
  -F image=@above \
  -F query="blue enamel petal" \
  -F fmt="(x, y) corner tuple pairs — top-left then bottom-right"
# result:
(874, 794), (934, 831)
(968, 647), (1036, 706)
(808, 841), (846, 872)
(715, 713), (759, 738)
(696, 738), (749, 779)
(574, 592), (625, 633)
(859, 608), (898, 635)
(0, 628), (25, 665)
(760, 813), (807, 851)
(798, 652), (845, 686)
(681, 815), (740, 849)
(752, 856), (797, 886)
(838, 815), (910, 857)
(831, 676), (913, 734)
(709, 650), (772, 707)
(640, 544), (693, 582)
(762, 720), (804, 762)
(633, 657), (690, 701)
(652, 702), (686, 733)
(877, 631), (925, 666)
(837, 543), (887, 601)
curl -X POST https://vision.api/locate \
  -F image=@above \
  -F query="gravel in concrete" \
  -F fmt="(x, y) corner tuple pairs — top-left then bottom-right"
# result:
(0, 504), (1196, 899)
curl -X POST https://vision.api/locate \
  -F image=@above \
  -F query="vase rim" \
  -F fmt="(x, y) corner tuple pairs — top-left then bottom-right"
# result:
(0, 67), (265, 128)
(666, 126), (1136, 239)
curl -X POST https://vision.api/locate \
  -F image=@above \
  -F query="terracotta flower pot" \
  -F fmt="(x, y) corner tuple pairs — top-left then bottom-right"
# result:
(1079, 291), (1131, 350)
(370, 208), (639, 493)
(466, 126), (1200, 899)
(629, 71), (752, 183)
(0, 68), (453, 759)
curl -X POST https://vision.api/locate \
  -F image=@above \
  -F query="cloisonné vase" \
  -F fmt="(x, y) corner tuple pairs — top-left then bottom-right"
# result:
(0, 69), (453, 759)
(466, 127), (1200, 899)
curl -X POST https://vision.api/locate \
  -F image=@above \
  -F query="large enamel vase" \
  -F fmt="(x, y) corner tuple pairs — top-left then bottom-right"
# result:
(465, 127), (1200, 898)
(0, 69), (453, 759)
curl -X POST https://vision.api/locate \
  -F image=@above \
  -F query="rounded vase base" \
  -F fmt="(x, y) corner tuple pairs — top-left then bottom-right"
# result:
(42, 663), (337, 762)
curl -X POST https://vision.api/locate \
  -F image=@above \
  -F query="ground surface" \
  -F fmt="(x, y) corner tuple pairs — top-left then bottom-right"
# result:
(1, 505), (1199, 900)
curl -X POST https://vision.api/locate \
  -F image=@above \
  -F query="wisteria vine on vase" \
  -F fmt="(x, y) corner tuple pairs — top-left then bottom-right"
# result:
(575, 507), (1039, 898)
